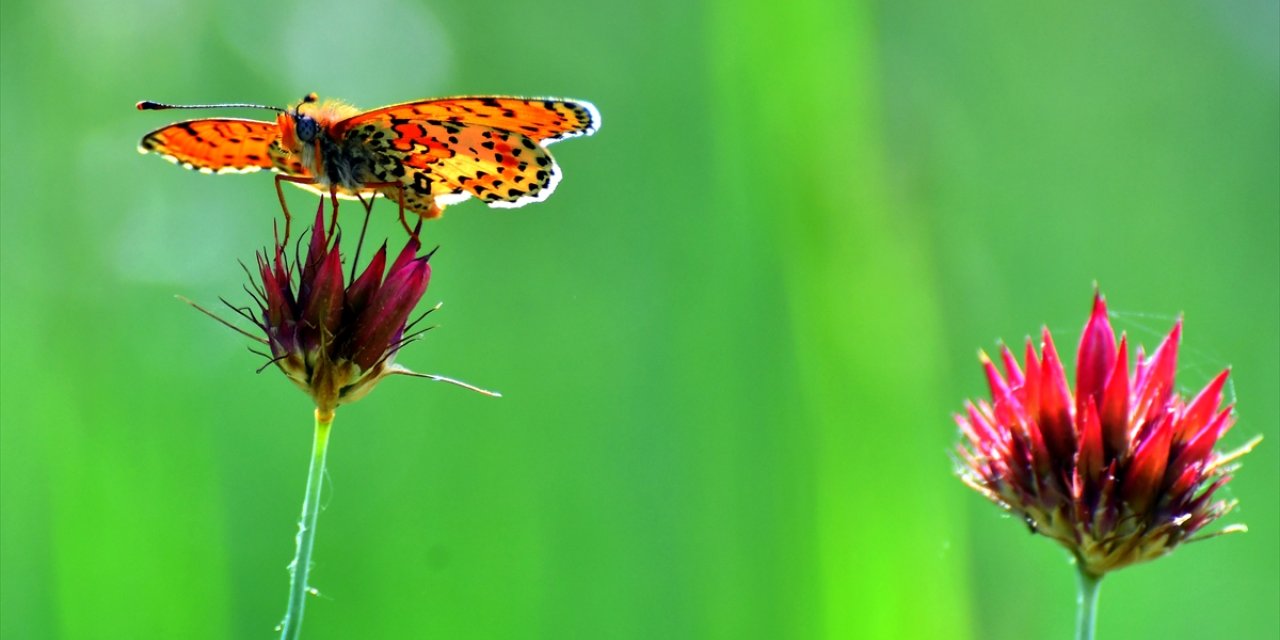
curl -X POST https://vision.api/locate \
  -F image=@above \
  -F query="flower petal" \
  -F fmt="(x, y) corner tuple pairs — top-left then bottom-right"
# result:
(345, 243), (388, 317)
(1037, 328), (1076, 472)
(1122, 412), (1174, 514)
(258, 249), (296, 354)
(1170, 406), (1235, 479)
(1177, 369), (1230, 444)
(298, 201), (331, 298)
(298, 246), (345, 352)
(1076, 292), (1117, 419)
(1134, 320), (1181, 426)
(1078, 398), (1104, 504)
(1099, 336), (1131, 459)
(999, 344), (1024, 389)
(349, 257), (431, 370)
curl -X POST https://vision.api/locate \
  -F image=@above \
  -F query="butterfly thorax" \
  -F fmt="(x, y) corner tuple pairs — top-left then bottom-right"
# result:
(276, 98), (383, 193)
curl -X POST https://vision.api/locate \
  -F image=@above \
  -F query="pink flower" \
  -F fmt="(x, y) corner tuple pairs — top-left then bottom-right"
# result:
(956, 292), (1259, 578)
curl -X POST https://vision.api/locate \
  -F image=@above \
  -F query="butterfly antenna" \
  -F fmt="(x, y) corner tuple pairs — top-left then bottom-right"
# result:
(136, 100), (285, 113)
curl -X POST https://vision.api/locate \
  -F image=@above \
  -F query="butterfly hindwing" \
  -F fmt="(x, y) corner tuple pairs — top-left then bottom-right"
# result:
(392, 123), (556, 206)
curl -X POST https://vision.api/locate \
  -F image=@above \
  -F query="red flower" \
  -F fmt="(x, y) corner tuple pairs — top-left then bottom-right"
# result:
(184, 200), (499, 413)
(956, 292), (1259, 578)
(249, 201), (435, 413)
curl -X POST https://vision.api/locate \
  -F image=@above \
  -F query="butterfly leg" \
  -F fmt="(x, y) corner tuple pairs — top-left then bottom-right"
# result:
(397, 190), (413, 237)
(349, 193), (378, 282)
(274, 175), (321, 243)
(394, 187), (411, 236)
(328, 184), (341, 235)
(363, 181), (415, 238)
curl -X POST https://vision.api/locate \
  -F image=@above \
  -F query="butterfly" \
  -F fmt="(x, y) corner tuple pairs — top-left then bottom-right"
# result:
(137, 93), (600, 234)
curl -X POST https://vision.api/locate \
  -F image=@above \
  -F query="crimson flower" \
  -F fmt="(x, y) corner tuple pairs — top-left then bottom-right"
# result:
(956, 292), (1258, 578)
(251, 203), (435, 413)
(185, 200), (499, 416)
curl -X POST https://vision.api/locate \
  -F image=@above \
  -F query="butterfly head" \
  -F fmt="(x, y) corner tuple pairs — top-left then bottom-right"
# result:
(278, 93), (362, 149)
(295, 93), (322, 143)
(278, 93), (320, 148)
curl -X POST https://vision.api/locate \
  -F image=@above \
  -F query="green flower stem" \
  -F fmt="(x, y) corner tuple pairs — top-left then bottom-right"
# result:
(1075, 564), (1103, 640)
(279, 408), (334, 640)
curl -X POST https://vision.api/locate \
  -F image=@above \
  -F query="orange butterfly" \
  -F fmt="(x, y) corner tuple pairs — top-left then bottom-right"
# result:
(137, 93), (600, 233)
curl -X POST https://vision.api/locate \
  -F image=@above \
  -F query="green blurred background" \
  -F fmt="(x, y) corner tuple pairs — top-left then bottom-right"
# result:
(2, 0), (1276, 638)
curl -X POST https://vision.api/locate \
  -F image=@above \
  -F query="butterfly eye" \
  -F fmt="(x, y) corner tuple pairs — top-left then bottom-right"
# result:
(295, 114), (319, 143)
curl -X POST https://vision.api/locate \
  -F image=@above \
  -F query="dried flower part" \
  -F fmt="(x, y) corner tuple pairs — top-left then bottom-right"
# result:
(252, 202), (432, 413)
(956, 293), (1258, 577)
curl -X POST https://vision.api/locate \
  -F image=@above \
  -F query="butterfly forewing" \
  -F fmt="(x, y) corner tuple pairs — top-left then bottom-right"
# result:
(139, 118), (298, 175)
(332, 97), (599, 142)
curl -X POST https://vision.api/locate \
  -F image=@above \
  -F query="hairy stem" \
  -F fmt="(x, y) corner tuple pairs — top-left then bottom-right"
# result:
(279, 408), (334, 640)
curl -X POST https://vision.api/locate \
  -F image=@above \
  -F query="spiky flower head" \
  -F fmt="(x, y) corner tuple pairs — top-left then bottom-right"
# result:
(956, 292), (1258, 578)
(250, 202), (434, 414)
(186, 200), (500, 415)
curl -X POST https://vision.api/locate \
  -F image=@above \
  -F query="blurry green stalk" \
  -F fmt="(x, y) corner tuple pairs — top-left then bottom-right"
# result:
(279, 409), (334, 640)
(1075, 565), (1102, 640)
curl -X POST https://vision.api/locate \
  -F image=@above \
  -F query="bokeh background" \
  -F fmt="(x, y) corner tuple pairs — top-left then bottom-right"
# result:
(1, 0), (1276, 638)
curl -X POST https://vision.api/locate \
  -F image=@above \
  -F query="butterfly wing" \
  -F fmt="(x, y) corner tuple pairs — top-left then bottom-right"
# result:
(138, 118), (308, 176)
(332, 97), (599, 216)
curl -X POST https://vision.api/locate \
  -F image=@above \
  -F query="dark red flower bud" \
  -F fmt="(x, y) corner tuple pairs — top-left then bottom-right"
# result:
(248, 200), (436, 413)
